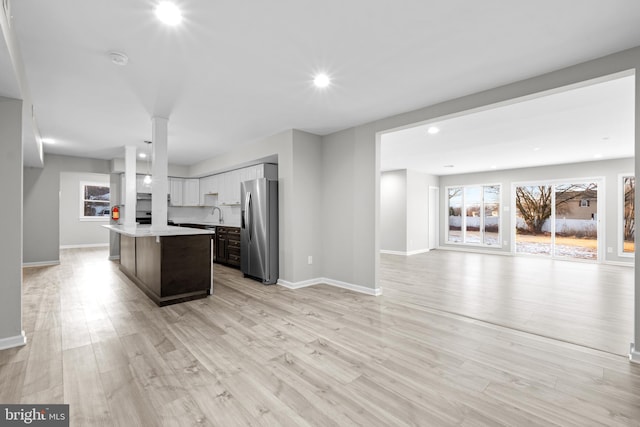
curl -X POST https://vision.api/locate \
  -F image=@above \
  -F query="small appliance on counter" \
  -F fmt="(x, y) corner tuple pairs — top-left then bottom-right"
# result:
(240, 178), (278, 284)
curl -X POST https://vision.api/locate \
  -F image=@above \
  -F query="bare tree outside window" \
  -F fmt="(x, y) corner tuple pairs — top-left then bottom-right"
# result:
(515, 183), (597, 235)
(623, 176), (635, 253)
(515, 182), (598, 260)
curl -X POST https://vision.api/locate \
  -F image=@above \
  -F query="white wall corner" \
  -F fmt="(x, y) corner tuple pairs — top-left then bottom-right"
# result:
(0, 331), (27, 351)
(277, 278), (319, 289)
(278, 277), (382, 296)
(630, 343), (640, 364)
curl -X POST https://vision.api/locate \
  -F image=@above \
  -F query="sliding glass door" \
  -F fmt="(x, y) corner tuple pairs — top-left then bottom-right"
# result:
(515, 181), (599, 260)
(447, 185), (501, 247)
(515, 185), (552, 255)
(554, 183), (598, 259)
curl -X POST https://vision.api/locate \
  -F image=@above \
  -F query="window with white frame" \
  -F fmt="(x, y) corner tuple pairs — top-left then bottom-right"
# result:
(621, 175), (635, 255)
(80, 181), (110, 220)
(447, 184), (501, 246)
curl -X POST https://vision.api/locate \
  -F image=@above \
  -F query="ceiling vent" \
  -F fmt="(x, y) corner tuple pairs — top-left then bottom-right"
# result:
(108, 51), (129, 66)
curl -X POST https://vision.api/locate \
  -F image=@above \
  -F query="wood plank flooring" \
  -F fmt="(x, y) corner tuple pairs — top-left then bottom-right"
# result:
(381, 250), (634, 355)
(0, 247), (638, 426)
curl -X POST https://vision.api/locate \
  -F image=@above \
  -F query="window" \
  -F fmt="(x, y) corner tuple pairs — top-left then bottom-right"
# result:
(447, 184), (500, 246)
(621, 175), (635, 255)
(80, 181), (110, 220)
(579, 199), (590, 208)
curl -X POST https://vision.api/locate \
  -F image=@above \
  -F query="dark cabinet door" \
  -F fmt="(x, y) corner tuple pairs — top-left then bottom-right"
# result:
(216, 233), (227, 262)
(213, 226), (240, 268)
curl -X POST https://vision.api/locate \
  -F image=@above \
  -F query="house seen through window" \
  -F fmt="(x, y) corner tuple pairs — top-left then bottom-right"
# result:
(80, 182), (110, 219)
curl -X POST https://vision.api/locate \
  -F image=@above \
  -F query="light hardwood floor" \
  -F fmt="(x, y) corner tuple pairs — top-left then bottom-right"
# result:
(381, 250), (634, 356)
(0, 247), (639, 426)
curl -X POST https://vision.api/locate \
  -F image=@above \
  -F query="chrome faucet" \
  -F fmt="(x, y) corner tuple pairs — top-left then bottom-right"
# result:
(211, 206), (224, 224)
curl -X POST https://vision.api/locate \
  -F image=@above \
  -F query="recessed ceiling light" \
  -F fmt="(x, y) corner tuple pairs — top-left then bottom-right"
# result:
(427, 126), (440, 135)
(443, 164), (454, 168)
(313, 73), (331, 88)
(108, 51), (129, 66)
(41, 138), (55, 144)
(155, 2), (182, 26)
(533, 147), (541, 152)
(490, 165), (497, 169)
(593, 153), (603, 159)
(139, 152), (147, 159)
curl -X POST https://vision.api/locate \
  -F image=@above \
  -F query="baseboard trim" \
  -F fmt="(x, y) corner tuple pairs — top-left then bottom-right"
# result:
(60, 243), (109, 249)
(380, 249), (431, 256)
(22, 260), (60, 268)
(0, 331), (27, 350)
(278, 277), (382, 296)
(602, 260), (634, 267)
(436, 245), (512, 256)
(630, 343), (640, 364)
(380, 250), (406, 256)
(108, 255), (121, 261)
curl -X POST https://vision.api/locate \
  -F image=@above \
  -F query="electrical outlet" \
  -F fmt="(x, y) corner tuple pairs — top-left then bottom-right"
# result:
(308, 256), (313, 265)
(503, 241), (508, 246)
(607, 247), (613, 253)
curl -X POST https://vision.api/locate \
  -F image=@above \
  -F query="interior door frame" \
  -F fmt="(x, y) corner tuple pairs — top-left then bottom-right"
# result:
(511, 176), (605, 262)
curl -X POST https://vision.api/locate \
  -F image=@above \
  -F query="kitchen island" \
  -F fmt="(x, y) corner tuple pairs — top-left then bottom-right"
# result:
(104, 224), (215, 306)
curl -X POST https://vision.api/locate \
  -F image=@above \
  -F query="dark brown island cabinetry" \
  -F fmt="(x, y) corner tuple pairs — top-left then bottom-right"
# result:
(216, 226), (241, 268)
(119, 233), (213, 306)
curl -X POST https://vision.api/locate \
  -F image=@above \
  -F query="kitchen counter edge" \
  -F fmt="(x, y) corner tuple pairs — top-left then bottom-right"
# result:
(103, 224), (215, 237)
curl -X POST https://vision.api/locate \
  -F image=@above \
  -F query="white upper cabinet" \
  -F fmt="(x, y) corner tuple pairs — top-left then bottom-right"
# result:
(183, 179), (200, 206)
(167, 164), (277, 208)
(226, 169), (242, 205)
(169, 177), (184, 206)
(136, 174), (152, 194)
(240, 165), (257, 183)
(199, 175), (218, 206)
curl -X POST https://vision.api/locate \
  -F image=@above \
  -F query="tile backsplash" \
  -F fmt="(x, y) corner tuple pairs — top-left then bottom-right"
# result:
(168, 205), (241, 226)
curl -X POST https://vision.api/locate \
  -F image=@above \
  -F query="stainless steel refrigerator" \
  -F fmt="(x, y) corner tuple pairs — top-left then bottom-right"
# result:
(241, 178), (278, 284)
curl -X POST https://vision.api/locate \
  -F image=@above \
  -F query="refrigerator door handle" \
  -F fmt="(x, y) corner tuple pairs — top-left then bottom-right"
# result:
(242, 191), (249, 230)
(245, 191), (252, 241)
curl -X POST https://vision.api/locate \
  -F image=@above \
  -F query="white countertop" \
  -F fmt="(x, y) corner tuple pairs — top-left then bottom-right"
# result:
(103, 224), (216, 237)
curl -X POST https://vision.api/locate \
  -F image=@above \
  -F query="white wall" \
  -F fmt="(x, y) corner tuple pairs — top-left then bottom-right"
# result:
(321, 46), (640, 352)
(438, 157), (634, 263)
(189, 129), (325, 284)
(0, 97), (25, 348)
(381, 169), (438, 254)
(59, 172), (111, 247)
(380, 170), (407, 252)
(406, 170), (433, 253)
(317, 46), (640, 298)
(24, 154), (111, 264)
(291, 130), (323, 280)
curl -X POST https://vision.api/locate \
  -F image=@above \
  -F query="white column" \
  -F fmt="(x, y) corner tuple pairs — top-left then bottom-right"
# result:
(151, 116), (169, 231)
(124, 146), (137, 227)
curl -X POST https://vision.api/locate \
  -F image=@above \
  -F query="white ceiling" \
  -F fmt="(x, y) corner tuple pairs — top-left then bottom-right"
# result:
(381, 74), (635, 175)
(4, 1), (640, 166)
